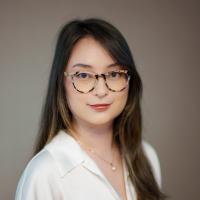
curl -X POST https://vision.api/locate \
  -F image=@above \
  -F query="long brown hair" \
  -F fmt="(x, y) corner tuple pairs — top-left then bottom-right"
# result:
(35, 18), (166, 200)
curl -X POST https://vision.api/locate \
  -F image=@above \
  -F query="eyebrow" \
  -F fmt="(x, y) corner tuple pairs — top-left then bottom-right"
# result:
(71, 63), (121, 69)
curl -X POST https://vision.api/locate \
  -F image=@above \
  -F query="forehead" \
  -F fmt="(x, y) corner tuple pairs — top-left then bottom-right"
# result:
(66, 36), (118, 71)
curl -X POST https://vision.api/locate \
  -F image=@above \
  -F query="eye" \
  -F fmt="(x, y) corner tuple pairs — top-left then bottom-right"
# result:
(108, 71), (121, 79)
(75, 72), (93, 79)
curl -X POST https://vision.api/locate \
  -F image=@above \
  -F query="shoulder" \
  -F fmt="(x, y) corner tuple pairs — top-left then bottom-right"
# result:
(142, 140), (162, 188)
(18, 149), (59, 180)
(15, 149), (64, 200)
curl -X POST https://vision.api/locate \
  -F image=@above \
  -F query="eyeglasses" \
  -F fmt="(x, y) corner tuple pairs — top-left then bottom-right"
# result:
(64, 70), (131, 93)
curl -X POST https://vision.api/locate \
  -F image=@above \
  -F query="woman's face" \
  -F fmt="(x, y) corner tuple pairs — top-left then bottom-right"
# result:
(64, 36), (129, 128)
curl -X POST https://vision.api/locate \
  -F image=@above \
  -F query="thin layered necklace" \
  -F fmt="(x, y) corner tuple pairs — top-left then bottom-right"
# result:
(75, 137), (117, 171)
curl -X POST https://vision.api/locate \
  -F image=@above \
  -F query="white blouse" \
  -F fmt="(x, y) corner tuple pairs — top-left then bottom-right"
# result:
(15, 130), (162, 200)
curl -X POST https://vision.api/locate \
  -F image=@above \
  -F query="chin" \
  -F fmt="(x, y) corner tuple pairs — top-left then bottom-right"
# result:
(72, 108), (123, 127)
(85, 118), (113, 126)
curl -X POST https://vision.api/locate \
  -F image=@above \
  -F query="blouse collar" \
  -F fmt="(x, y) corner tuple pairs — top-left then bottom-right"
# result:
(44, 129), (135, 200)
(44, 129), (129, 179)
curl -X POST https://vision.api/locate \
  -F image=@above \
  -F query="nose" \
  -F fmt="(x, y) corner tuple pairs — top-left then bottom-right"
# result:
(92, 75), (108, 97)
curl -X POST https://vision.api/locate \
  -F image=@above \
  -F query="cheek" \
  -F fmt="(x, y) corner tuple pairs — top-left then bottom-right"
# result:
(114, 91), (128, 111)
(64, 79), (87, 113)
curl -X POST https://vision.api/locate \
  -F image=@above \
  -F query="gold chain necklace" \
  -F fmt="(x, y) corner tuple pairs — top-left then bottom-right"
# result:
(76, 138), (117, 171)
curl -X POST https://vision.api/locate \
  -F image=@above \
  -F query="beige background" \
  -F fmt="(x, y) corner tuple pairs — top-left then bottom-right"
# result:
(0, 0), (199, 199)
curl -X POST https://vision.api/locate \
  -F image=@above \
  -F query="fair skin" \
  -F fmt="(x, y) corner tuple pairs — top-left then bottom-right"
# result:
(64, 36), (129, 200)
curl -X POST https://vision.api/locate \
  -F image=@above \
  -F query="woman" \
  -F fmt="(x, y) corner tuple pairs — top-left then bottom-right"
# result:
(15, 18), (166, 200)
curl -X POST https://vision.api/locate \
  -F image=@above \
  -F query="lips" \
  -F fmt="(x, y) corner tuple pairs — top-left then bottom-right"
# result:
(90, 104), (110, 106)
(88, 103), (111, 111)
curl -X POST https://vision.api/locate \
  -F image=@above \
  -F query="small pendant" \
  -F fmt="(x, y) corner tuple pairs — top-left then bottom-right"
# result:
(111, 164), (116, 171)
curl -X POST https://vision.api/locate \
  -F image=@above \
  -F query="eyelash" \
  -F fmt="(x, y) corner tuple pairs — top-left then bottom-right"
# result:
(75, 71), (124, 79)
(76, 70), (121, 73)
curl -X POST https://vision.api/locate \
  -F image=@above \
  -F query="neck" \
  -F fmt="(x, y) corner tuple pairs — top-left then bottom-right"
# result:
(70, 118), (115, 155)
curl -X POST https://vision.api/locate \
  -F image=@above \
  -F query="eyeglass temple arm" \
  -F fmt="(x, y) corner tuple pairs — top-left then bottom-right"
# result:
(64, 71), (77, 77)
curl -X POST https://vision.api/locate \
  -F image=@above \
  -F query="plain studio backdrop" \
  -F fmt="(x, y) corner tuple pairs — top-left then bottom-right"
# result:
(0, 0), (199, 199)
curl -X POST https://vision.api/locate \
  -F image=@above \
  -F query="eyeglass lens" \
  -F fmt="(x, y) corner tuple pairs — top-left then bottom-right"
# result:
(72, 71), (129, 93)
